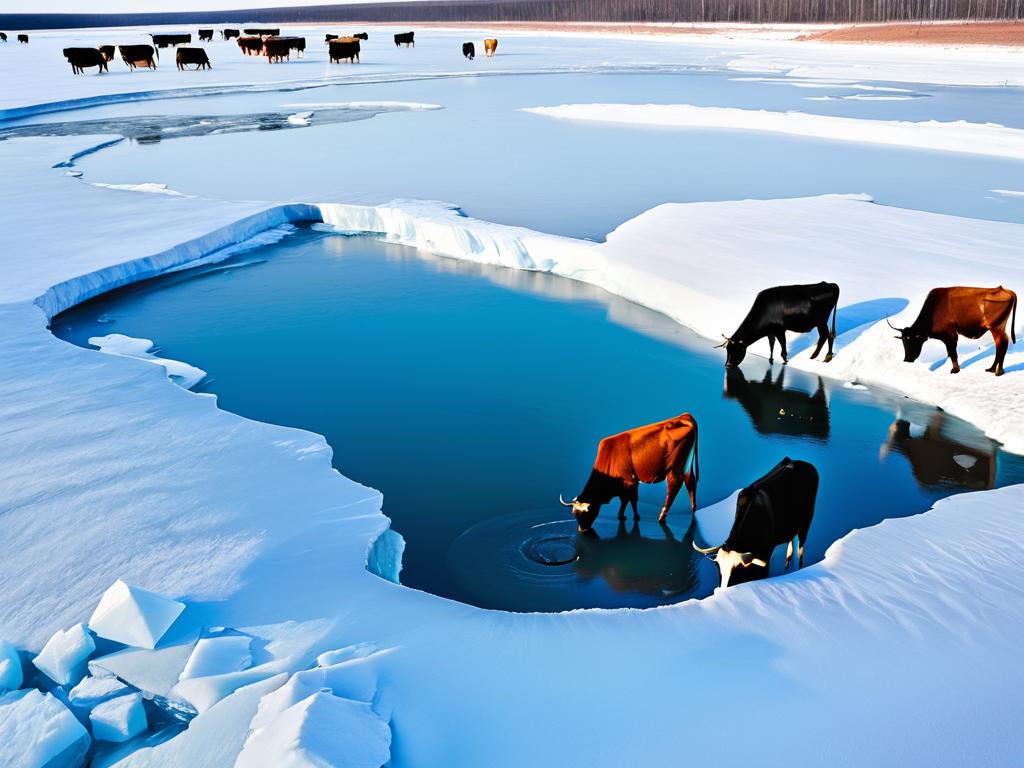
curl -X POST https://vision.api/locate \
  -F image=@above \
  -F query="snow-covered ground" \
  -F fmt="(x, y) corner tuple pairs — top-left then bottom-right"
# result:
(1, 24), (1023, 768)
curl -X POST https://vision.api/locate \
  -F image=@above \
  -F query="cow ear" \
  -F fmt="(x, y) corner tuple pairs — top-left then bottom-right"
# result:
(739, 552), (755, 565)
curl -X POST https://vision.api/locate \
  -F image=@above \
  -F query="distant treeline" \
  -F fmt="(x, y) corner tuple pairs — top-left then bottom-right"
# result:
(2, 0), (1022, 30)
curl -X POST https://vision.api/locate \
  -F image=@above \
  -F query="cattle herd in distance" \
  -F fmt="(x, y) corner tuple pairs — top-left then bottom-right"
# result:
(563, 282), (1017, 591)
(0, 27), (506, 73)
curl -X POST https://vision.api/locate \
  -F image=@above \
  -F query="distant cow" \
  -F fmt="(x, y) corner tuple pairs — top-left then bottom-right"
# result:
(237, 36), (264, 56)
(120, 44), (157, 70)
(890, 286), (1017, 376)
(328, 38), (360, 64)
(561, 413), (699, 532)
(2, 33), (9, 42)
(394, 31), (414, 47)
(263, 36), (296, 63)
(151, 33), (191, 48)
(63, 47), (108, 74)
(353, 32), (369, 40)
(694, 457), (818, 589)
(18, 34), (28, 43)
(484, 38), (498, 56)
(244, 27), (279, 37)
(462, 42), (475, 60)
(98, 44), (115, 61)
(198, 29), (214, 42)
(720, 282), (840, 368)
(176, 47), (211, 70)
(325, 33), (339, 42)
(223, 28), (240, 40)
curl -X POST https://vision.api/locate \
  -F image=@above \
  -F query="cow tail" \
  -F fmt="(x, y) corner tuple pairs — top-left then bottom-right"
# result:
(1012, 291), (1018, 345)
(691, 418), (699, 487)
(830, 287), (839, 342)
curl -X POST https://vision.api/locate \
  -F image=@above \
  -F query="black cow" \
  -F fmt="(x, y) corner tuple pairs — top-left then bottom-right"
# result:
(328, 38), (360, 63)
(394, 31), (415, 47)
(325, 34), (339, 42)
(151, 33), (191, 48)
(720, 282), (840, 368)
(2, 33), (10, 42)
(353, 32), (369, 40)
(694, 457), (818, 589)
(244, 28), (279, 37)
(462, 42), (475, 60)
(18, 34), (29, 43)
(63, 47), (108, 74)
(119, 44), (157, 70)
(98, 45), (115, 61)
(176, 47), (211, 70)
(223, 28), (240, 40)
(198, 29), (214, 42)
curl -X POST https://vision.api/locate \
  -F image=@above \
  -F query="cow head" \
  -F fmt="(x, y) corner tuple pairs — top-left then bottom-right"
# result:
(716, 335), (747, 368)
(888, 319), (927, 362)
(560, 495), (600, 533)
(692, 490), (769, 589)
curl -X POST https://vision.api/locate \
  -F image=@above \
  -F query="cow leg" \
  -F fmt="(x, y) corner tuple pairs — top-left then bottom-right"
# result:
(942, 335), (960, 374)
(986, 329), (1008, 376)
(785, 539), (794, 571)
(767, 335), (775, 364)
(797, 529), (809, 568)
(659, 474), (683, 524)
(617, 495), (628, 521)
(809, 324), (828, 360)
(778, 332), (789, 364)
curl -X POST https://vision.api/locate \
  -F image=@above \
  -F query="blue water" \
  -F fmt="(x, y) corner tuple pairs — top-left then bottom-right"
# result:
(51, 229), (1024, 611)
(13, 70), (1021, 240)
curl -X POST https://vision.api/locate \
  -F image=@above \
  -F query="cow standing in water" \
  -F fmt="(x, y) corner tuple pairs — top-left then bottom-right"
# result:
(890, 286), (1017, 376)
(561, 413), (699, 532)
(720, 282), (840, 368)
(694, 457), (818, 589)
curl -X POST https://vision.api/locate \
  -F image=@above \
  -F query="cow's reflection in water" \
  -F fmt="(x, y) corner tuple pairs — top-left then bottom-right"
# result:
(574, 519), (701, 597)
(724, 367), (830, 440)
(882, 411), (996, 490)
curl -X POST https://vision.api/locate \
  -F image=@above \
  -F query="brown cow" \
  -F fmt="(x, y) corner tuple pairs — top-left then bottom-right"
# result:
(890, 286), (1017, 376)
(484, 38), (498, 57)
(63, 47), (108, 74)
(237, 36), (264, 56)
(119, 44), (156, 70)
(561, 413), (699, 532)
(176, 47), (211, 70)
(263, 36), (301, 63)
(329, 37), (360, 63)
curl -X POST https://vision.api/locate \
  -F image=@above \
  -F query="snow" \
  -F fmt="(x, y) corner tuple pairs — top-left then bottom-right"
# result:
(0, 640), (22, 693)
(32, 624), (95, 688)
(67, 676), (131, 714)
(523, 103), (1024, 160)
(236, 691), (391, 768)
(90, 692), (148, 743)
(89, 580), (186, 650)
(89, 334), (206, 390)
(178, 634), (252, 681)
(1, 23), (1024, 768)
(0, 689), (91, 768)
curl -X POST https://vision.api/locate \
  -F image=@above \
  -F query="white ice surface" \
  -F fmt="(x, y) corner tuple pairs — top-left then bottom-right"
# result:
(90, 692), (147, 743)
(32, 624), (95, 688)
(178, 634), (252, 681)
(0, 640), (22, 693)
(67, 676), (131, 714)
(89, 635), (199, 702)
(88, 335), (206, 390)
(1, 29), (1024, 768)
(0, 689), (91, 768)
(524, 103), (1024, 160)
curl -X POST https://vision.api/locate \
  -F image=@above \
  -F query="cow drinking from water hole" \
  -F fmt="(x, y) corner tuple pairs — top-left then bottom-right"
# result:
(694, 457), (818, 589)
(889, 286), (1017, 376)
(63, 48), (108, 74)
(719, 282), (840, 368)
(394, 31), (414, 47)
(561, 413), (699, 532)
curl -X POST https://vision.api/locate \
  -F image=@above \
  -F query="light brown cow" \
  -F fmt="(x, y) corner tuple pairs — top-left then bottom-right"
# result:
(484, 38), (498, 57)
(561, 413), (699, 532)
(891, 286), (1017, 376)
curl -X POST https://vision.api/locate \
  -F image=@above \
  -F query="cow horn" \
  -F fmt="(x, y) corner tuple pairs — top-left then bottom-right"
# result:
(885, 317), (899, 331)
(714, 334), (731, 349)
(692, 540), (721, 555)
(559, 495), (574, 507)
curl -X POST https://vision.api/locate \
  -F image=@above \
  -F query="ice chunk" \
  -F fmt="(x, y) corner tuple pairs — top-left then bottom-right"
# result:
(88, 334), (206, 390)
(67, 675), (130, 713)
(171, 667), (276, 714)
(179, 634), (252, 681)
(315, 642), (378, 668)
(32, 623), (96, 687)
(88, 580), (185, 649)
(0, 641), (22, 693)
(0, 689), (91, 768)
(236, 691), (390, 768)
(89, 633), (198, 701)
(90, 692), (147, 743)
(693, 490), (741, 550)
